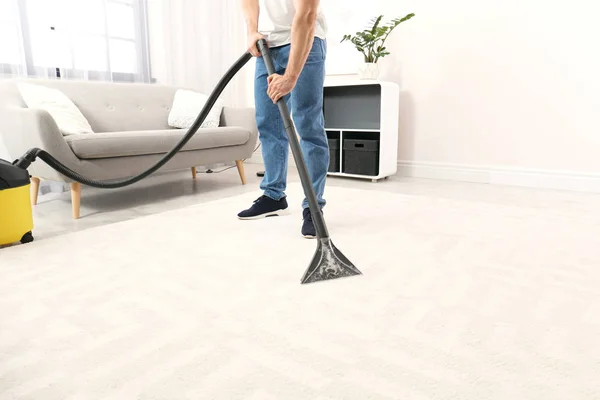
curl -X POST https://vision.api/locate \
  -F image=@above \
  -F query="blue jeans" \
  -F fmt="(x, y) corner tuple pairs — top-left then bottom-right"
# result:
(254, 37), (328, 210)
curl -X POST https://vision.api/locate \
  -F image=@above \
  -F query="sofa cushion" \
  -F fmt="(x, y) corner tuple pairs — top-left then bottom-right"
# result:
(17, 82), (94, 136)
(65, 127), (251, 160)
(168, 89), (224, 129)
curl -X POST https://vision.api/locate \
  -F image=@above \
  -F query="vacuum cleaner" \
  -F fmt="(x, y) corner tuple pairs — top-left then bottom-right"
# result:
(0, 159), (34, 245)
(0, 40), (362, 284)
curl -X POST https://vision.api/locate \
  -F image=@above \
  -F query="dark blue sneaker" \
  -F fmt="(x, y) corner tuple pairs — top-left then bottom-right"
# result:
(301, 207), (320, 239)
(238, 195), (289, 220)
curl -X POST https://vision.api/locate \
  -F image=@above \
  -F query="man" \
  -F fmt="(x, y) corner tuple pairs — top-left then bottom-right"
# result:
(238, 0), (329, 239)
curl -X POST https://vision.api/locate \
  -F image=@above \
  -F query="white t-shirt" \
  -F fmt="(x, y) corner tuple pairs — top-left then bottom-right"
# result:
(258, 0), (327, 47)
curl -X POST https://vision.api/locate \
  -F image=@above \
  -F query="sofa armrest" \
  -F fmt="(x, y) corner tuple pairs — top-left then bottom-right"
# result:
(220, 106), (257, 136)
(0, 107), (82, 182)
(220, 107), (259, 159)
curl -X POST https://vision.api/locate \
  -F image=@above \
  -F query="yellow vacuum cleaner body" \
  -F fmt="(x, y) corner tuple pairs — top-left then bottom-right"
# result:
(0, 159), (34, 246)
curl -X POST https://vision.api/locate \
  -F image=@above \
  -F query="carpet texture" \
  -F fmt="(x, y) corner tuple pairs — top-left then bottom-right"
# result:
(1, 184), (599, 400)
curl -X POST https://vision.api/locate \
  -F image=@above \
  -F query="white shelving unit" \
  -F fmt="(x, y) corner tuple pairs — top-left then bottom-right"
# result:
(323, 77), (400, 182)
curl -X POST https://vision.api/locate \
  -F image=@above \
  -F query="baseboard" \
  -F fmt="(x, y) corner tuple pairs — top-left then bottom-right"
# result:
(397, 161), (600, 193)
(247, 156), (600, 194)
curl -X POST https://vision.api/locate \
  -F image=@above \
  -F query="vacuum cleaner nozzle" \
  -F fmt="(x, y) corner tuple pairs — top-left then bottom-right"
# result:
(301, 238), (362, 284)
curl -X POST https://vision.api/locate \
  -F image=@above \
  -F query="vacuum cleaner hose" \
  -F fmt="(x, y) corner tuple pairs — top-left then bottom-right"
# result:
(14, 51), (253, 189)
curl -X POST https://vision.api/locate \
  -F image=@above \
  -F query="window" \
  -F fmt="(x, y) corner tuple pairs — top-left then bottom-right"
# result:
(1, 0), (151, 82)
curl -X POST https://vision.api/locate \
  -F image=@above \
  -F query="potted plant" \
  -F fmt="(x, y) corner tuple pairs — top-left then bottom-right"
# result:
(341, 13), (415, 80)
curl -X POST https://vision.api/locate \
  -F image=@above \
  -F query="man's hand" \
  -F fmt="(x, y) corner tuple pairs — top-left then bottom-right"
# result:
(247, 32), (265, 57)
(267, 74), (297, 103)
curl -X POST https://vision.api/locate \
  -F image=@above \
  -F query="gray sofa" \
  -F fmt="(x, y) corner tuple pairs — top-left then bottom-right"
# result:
(0, 78), (258, 219)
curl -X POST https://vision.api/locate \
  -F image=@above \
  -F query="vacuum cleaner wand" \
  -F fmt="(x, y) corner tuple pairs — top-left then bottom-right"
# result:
(256, 39), (362, 284)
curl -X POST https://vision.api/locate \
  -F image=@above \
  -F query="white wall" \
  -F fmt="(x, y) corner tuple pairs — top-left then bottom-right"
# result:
(146, 0), (600, 188)
(325, 0), (600, 181)
(0, 141), (10, 161)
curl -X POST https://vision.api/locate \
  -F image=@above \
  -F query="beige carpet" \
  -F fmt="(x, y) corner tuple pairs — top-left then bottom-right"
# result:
(1, 183), (599, 400)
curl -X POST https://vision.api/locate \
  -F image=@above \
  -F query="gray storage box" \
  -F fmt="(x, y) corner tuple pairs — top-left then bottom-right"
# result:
(343, 138), (379, 176)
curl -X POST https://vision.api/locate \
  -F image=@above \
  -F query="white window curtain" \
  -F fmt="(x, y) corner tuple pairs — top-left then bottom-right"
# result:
(0, 0), (25, 77)
(0, 0), (151, 83)
(147, 0), (253, 108)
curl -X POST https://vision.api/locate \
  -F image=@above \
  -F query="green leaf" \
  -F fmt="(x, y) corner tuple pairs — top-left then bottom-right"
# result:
(370, 15), (383, 34)
(357, 31), (374, 41)
(376, 26), (389, 36)
(389, 13), (415, 29)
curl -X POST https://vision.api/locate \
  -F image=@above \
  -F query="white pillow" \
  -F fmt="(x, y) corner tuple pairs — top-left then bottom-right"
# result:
(168, 89), (224, 129)
(17, 82), (94, 136)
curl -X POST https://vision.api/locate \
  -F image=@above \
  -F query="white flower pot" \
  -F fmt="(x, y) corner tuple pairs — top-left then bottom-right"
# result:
(358, 62), (379, 80)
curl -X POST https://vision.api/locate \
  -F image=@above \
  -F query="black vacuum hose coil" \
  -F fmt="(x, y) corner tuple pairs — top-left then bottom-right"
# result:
(14, 51), (253, 189)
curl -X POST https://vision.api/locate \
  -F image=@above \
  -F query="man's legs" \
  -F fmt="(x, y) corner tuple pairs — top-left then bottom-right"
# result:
(239, 39), (329, 233)
(238, 47), (291, 219)
(255, 48), (291, 201)
(289, 38), (329, 210)
(269, 38), (328, 238)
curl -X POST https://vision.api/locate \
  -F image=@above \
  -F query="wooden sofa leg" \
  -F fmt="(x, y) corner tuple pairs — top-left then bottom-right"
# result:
(71, 182), (81, 219)
(235, 160), (247, 185)
(191, 167), (197, 179)
(30, 177), (40, 206)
